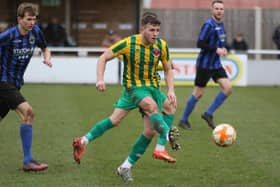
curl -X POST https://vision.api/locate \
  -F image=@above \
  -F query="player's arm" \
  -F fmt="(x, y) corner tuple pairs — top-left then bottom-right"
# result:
(161, 41), (176, 103)
(41, 48), (52, 67)
(35, 25), (52, 67)
(158, 61), (179, 72)
(162, 61), (176, 105)
(0, 29), (11, 47)
(197, 23), (217, 52)
(96, 38), (127, 92)
(197, 23), (227, 56)
(162, 62), (174, 91)
(96, 48), (115, 92)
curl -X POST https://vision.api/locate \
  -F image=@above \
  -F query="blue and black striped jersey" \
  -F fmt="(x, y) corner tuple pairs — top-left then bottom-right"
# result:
(196, 17), (226, 70)
(0, 25), (47, 88)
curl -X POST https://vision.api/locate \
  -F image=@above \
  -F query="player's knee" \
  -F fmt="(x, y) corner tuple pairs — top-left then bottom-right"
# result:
(193, 90), (204, 100)
(24, 107), (34, 123)
(163, 103), (176, 114)
(109, 116), (122, 126)
(139, 97), (159, 115)
(194, 92), (203, 100)
(224, 86), (233, 96)
(142, 103), (158, 115)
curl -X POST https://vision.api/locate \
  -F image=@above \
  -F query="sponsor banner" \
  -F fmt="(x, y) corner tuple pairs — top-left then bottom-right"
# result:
(159, 53), (248, 86)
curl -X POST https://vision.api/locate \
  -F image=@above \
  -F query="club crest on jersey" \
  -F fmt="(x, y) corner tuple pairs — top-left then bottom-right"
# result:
(153, 48), (160, 57)
(29, 36), (35, 44)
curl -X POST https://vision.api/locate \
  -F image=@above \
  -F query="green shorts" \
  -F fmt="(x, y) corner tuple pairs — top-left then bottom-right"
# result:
(114, 86), (166, 112)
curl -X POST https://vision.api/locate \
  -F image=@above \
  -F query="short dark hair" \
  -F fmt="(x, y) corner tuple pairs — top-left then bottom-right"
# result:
(141, 12), (161, 26)
(17, 2), (38, 17)
(212, 0), (224, 6)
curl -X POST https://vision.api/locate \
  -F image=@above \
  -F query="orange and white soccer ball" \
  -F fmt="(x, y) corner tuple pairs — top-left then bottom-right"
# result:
(212, 124), (236, 147)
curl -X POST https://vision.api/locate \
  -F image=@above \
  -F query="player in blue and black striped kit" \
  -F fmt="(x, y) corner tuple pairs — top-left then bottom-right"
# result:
(179, 0), (232, 130)
(0, 2), (52, 171)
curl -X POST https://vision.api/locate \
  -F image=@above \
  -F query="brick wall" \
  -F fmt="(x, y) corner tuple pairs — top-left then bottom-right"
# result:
(73, 0), (138, 46)
(0, 0), (138, 46)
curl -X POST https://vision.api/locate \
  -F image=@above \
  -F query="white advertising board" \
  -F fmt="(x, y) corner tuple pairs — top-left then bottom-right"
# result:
(24, 57), (119, 84)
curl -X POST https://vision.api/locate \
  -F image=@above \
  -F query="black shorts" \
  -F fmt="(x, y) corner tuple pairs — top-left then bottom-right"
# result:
(0, 82), (26, 118)
(194, 68), (228, 87)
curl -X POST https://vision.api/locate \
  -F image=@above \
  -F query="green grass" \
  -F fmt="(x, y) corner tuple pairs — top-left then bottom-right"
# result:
(1, 84), (280, 187)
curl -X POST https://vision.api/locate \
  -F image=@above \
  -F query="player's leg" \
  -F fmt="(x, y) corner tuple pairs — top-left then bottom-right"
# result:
(73, 108), (130, 164)
(137, 115), (177, 162)
(2, 82), (48, 171)
(117, 115), (155, 183)
(179, 86), (204, 129)
(129, 87), (170, 146)
(73, 88), (135, 164)
(138, 96), (178, 164)
(16, 101), (48, 171)
(118, 114), (171, 182)
(203, 69), (232, 129)
(179, 68), (209, 130)
(117, 122), (154, 182)
(153, 90), (178, 149)
(157, 99), (180, 151)
(206, 78), (232, 115)
(139, 96), (170, 144)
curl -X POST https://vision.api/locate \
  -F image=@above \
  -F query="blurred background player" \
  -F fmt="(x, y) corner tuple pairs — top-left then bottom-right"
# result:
(101, 29), (121, 48)
(0, 2), (52, 171)
(272, 24), (280, 59)
(73, 12), (178, 183)
(44, 16), (67, 47)
(178, 0), (232, 130)
(231, 32), (248, 52)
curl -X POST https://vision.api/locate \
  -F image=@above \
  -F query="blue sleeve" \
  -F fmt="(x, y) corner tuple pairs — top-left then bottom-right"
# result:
(0, 29), (11, 47)
(33, 25), (47, 49)
(197, 22), (217, 51)
(198, 23), (212, 42)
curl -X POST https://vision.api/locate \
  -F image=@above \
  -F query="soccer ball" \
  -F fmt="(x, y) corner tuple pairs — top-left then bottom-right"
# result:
(212, 124), (236, 147)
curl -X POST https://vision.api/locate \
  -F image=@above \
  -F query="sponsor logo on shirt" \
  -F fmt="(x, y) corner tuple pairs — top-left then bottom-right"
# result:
(13, 39), (22, 43)
(153, 48), (160, 57)
(13, 47), (35, 60)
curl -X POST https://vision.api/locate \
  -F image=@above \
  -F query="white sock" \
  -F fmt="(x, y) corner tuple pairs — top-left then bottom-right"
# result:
(81, 136), (89, 145)
(155, 144), (165, 151)
(120, 158), (132, 169)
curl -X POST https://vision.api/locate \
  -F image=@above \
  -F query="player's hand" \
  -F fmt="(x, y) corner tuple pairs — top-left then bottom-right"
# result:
(222, 48), (228, 56)
(43, 60), (52, 67)
(96, 80), (106, 92)
(216, 48), (228, 57)
(171, 62), (180, 72)
(167, 90), (177, 107)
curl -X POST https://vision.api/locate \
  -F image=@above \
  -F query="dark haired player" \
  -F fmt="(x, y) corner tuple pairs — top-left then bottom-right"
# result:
(73, 12), (178, 182)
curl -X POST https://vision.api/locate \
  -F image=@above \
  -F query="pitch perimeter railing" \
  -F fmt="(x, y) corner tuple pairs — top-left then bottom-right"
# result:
(34, 47), (280, 59)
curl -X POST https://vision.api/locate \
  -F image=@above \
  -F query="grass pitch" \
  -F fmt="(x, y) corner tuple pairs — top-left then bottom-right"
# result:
(0, 84), (279, 187)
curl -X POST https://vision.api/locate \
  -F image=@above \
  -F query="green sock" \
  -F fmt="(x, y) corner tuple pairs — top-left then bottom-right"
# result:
(150, 113), (169, 145)
(128, 134), (151, 164)
(157, 114), (174, 145)
(85, 118), (113, 142)
(163, 114), (174, 129)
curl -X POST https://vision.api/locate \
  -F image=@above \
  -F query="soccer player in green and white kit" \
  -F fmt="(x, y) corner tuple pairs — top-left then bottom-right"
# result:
(73, 12), (179, 183)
